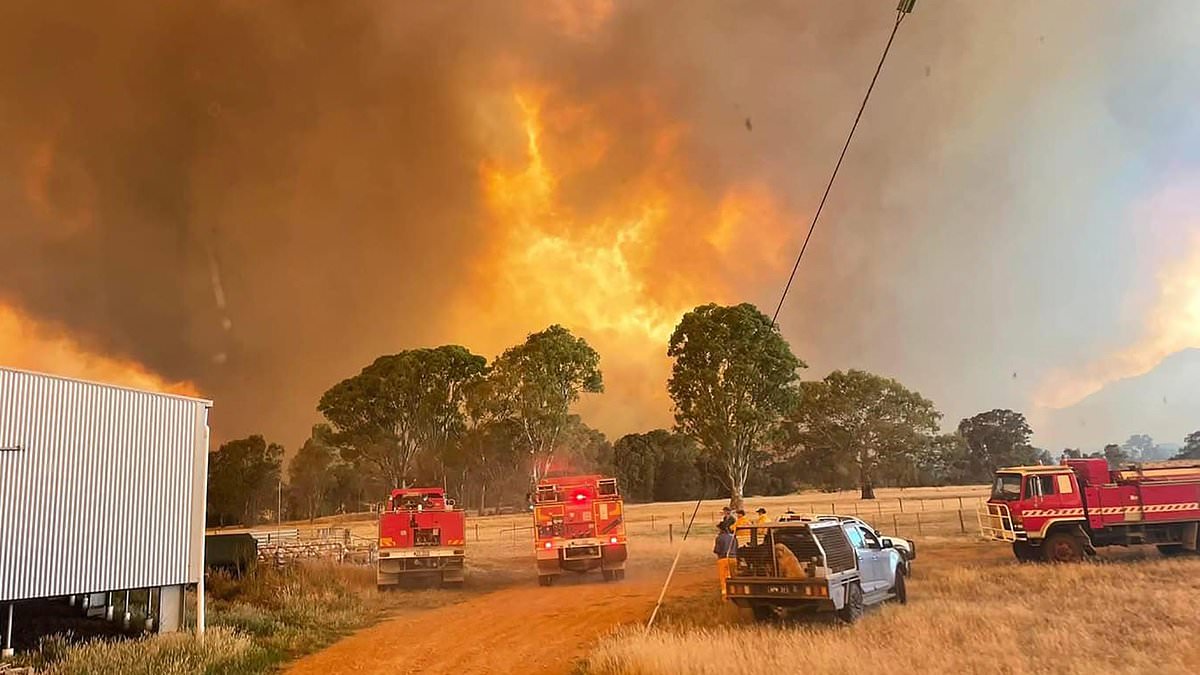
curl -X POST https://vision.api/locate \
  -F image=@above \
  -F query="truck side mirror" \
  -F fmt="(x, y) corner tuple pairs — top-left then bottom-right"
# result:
(880, 538), (894, 549)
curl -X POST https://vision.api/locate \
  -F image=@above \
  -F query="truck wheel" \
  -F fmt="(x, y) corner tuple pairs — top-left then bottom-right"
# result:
(838, 581), (864, 624)
(1012, 541), (1036, 563)
(750, 604), (775, 622)
(538, 575), (555, 587)
(1042, 532), (1084, 563)
(602, 569), (615, 582)
(1157, 544), (1188, 557)
(614, 569), (625, 581)
(891, 567), (907, 604)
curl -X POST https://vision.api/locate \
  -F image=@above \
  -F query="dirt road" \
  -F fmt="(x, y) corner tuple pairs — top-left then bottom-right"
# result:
(286, 567), (713, 675)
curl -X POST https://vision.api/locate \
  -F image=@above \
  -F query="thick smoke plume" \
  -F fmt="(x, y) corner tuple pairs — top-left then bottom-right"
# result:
(3, 1), (1198, 450)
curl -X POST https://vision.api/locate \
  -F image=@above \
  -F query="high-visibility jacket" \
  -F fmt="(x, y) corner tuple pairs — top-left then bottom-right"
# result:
(734, 516), (751, 546)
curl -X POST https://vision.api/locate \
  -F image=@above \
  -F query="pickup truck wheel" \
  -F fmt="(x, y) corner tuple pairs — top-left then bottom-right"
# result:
(891, 567), (907, 604)
(750, 604), (775, 622)
(1042, 532), (1084, 563)
(838, 582), (864, 624)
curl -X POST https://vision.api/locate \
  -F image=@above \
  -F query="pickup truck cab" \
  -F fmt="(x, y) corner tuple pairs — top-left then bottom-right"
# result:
(726, 520), (907, 622)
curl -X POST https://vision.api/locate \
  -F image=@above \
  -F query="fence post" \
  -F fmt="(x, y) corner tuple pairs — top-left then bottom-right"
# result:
(853, 502), (859, 516)
(958, 509), (966, 534)
(898, 498), (904, 513)
(921, 499), (926, 511)
(916, 512), (923, 535)
(892, 513), (899, 535)
(830, 502), (836, 514)
(511, 526), (516, 546)
(651, 514), (656, 531)
(958, 496), (964, 510)
(669, 524), (674, 544)
(876, 501), (882, 517)
(475, 524), (479, 542)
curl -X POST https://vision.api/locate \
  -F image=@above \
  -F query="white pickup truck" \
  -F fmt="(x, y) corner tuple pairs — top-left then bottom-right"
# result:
(778, 513), (916, 576)
(725, 519), (907, 622)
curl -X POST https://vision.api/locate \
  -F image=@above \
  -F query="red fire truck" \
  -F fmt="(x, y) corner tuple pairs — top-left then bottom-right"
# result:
(532, 474), (627, 585)
(377, 487), (466, 588)
(979, 458), (1200, 562)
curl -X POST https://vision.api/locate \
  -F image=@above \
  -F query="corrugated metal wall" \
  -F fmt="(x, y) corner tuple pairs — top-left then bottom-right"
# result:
(0, 368), (211, 602)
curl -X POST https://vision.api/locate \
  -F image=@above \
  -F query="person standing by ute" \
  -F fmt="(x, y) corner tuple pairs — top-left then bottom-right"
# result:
(713, 522), (737, 599)
(733, 509), (751, 547)
(753, 507), (770, 545)
(719, 506), (735, 531)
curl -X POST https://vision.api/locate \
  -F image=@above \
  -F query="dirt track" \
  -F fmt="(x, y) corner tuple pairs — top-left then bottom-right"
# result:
(286, 567), (712, 675)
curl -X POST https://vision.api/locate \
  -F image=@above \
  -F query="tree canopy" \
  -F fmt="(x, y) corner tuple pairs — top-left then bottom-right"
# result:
(787, 370), (941, 499)
(957, 409), (1045, 480)
(1174, 430), (1200, 460)
(207, 434), (283, 526)
(317, 345), (486, 487)
(667, 303), (804, 507)
(488, 324), (603, 484)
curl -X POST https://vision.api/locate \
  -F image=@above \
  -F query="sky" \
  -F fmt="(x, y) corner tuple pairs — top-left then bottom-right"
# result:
(1, 1), (1198, 453)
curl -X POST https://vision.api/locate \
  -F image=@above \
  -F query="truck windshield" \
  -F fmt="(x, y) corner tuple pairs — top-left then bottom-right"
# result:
(991, 474), (1022, 501)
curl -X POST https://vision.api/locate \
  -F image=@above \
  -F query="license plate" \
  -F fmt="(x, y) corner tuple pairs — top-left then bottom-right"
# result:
(414, 550), (430, 557)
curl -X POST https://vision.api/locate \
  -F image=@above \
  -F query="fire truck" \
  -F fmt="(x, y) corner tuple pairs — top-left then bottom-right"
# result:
(377, 487), (466, 588)
(532, 474), (627, 585)
(979, 458), (1200, 562)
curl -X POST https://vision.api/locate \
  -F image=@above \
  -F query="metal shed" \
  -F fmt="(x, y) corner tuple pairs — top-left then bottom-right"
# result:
(0, 367), (211, 652)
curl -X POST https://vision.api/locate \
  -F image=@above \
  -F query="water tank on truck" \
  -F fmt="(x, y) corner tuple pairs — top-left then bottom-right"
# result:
(377, 488), (466, 589)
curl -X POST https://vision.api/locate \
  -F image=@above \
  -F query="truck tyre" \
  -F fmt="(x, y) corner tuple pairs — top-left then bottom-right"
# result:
(538, 574), (555, 587)
(1012, 541), (1036, 563)
(1157, 544), (1188, 557)
(838, 581), (864, 624)
(891, 566), (907, 604)
(602, 569), (615, 582)
(750, 604), (775, 622)
(614, 569), (625, 581)
(1042, 532), (1084, 563)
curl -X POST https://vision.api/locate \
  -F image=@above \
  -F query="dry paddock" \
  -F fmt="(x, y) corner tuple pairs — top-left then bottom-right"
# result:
(98, 485), (1200, 675)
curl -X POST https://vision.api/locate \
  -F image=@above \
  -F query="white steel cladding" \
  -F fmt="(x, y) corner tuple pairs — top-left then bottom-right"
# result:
(0, 368), (211, 603)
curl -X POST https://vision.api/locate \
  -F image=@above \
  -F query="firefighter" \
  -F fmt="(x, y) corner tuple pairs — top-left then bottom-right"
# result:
(754, 507), (769, 527)
(713, 522), (737, 599)
(733, 509), (750, 546)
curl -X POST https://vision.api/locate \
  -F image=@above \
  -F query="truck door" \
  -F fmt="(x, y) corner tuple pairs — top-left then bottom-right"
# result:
(843, 524), (884, 594)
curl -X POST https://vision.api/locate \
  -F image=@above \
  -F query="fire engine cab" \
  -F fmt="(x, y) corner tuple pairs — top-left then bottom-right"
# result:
(377, 487), (466, 588)
(532, 474), (627, 585)
(979, 458), (1200, 562)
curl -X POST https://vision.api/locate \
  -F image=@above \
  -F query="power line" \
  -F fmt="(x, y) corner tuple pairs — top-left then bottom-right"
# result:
(771, 5), (913, 325)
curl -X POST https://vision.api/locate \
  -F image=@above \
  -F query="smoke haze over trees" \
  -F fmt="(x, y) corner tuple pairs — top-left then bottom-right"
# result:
(4, 2), (1199, 457)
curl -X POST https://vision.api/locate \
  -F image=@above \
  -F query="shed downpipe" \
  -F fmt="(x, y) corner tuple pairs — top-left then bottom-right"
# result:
(2, 603), (13, 658)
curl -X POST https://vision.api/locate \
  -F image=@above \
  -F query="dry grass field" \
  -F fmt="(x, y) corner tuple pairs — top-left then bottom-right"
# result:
(20, 486), (1200, 674)
(580, 508), (1200, 675)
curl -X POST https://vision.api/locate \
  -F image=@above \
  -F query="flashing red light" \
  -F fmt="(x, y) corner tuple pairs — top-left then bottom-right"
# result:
(544, 541), (553, 549)
(609, 536), (619, 544)
(574, 492), (587, 502)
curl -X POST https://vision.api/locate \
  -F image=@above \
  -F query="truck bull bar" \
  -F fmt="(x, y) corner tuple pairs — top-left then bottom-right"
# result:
(978, 503), (1020, 542)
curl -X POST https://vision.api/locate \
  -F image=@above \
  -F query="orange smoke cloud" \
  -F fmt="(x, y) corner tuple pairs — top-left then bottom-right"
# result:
(1035, 232), (1200, 409)
(0, 303), (201, 398)
(457, 86), (796, 432)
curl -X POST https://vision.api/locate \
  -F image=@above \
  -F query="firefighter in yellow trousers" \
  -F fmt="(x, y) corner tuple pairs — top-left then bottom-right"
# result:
(714, 522), (737, 598)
